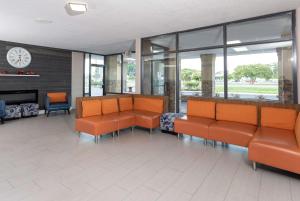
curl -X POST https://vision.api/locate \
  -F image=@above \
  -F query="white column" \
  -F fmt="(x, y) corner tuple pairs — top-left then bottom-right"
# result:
(71, 52), (84, 108)
(135, 38), (142, 94)
(297, 8), (300, 103)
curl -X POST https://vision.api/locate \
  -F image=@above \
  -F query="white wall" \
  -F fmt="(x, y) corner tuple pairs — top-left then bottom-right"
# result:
(71, 52), (84, 108)
(135, 38), (141, 94)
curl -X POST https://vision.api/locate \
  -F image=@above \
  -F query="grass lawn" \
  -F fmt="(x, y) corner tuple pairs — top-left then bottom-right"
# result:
(215, 85), (278, 94)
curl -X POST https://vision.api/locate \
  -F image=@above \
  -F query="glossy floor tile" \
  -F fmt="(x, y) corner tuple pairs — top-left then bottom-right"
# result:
(0, 113), (299, 201)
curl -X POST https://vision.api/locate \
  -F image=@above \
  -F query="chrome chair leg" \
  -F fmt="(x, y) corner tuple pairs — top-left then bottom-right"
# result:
(213, 140), (217, 147)
(253, 161), (257, 171)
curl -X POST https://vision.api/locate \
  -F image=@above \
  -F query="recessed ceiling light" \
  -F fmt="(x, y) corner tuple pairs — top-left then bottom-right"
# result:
(233, 47), (248, 52)
(227, 40), (241, 45)
(68, 2), (87, 12)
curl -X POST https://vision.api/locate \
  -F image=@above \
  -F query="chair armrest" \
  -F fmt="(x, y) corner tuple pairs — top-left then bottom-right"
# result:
(68, 95), (72, 107)
(0, 101), (6, 116)
(45, 96), (50, 109)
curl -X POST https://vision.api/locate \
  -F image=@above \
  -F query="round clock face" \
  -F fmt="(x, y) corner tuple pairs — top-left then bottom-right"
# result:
(6, 47), (32, 68)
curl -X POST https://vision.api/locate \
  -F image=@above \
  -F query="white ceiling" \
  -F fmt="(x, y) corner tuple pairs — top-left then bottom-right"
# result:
(0, 0), (299, 54)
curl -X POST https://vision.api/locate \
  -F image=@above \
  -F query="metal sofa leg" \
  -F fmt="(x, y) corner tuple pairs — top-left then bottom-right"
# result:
(131, 126), (134, 133)
(150, 128), (152, 135)
(213, 140), (217, 147)
(117, 130), (120, 136)
(252, 161), (257, 171)
(0, 118), (4, 124)
(47, 111), (50, 117)
(67, 109), (70, 115)
(204, 139), (208, 145)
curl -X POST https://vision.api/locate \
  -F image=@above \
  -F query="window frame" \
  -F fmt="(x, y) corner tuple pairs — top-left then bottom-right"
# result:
(141, 10), (297, 112)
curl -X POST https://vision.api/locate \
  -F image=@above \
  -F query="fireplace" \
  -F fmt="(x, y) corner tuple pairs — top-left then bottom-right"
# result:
(0, 90), (38, 105)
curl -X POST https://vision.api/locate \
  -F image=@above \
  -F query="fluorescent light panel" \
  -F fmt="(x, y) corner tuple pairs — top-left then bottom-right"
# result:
(69, 2), (87, 12)
(227, 40), (241, 45)
(233, 47), (248, 52)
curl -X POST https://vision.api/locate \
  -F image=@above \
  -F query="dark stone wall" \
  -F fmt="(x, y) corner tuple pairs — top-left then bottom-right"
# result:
(0, 41), (72, 108)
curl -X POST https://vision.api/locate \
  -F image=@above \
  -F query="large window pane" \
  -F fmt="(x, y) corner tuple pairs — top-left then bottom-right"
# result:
(179, 27), (223, 50)
(105, 55), (122, 93)
(227, 41), (293, 103)
(142, 53), (176, 112)
(227, 13), (292, 45)
(142, 34), (176, 55)
(179, 49), (224, 113)
(91, 54), (104, 65)
(123, 53), (136, 93)
(91, 66), (104, 96)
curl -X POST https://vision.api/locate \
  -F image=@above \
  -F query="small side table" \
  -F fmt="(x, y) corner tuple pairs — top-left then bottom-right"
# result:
(160, 112), (184, 134)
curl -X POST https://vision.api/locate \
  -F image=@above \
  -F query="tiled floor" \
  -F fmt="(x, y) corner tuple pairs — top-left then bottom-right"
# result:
(0, 113), (299, 201)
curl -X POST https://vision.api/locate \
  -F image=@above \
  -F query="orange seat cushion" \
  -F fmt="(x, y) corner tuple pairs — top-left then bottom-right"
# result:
(216, 103), (257, 125)
(294, 113), (300, 147)
(174, 116), (215, 139)
(118, 111), (136, 130)
(75, 115), (118, 136)
(134, 110), (161, 129)
(261, 107), (297, 130)
(209, 121), (257, 147)
(102, 99), (119, 115)
(134, 97), (163, 114)
(81, 99), (102, 118)
(187, 100), (215, 119)
(47, 92), (67, 103)
(119, 97), (133, 112)
(249, 127), (300, 174)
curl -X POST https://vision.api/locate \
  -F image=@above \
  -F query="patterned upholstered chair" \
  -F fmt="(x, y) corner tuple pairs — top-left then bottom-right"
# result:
(45, 92), (71, 117)
(0, 100), (6, 124)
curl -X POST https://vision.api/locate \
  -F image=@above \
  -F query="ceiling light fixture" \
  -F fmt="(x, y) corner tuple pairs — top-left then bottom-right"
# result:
(227, 40), (241, 45)
(233, 47), (248, 52)
(68, 2), (87, 12)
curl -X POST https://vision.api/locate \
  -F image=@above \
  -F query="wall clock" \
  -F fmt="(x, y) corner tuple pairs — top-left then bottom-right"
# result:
(6, 47), (32, 68)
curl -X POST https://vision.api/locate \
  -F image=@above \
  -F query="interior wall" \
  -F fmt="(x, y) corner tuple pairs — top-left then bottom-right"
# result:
(0, 41), (71, 108)
(71, 52), (84, 108)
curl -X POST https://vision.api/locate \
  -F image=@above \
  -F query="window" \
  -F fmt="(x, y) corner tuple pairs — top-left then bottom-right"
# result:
(179, 49), (224, 112)
(142, 53), (176, 112)
(142, 34), (176, 55)
(227, 13), (292, 44)
(105, 54), (122, 93)
(84, 53), (105, 96)
(227, 41), (293, 102)
(123, 52), (136, 93)
(141, 11), (296, 112)
(179, 26), (223, 50)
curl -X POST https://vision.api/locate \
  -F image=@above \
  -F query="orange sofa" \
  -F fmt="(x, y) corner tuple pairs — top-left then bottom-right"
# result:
(248, 107), (300, 174)
(174, 100), (216, 143)
(75, 95), (167, 143)
(209, 103), (257, 147)
(175, 98), (300, 174)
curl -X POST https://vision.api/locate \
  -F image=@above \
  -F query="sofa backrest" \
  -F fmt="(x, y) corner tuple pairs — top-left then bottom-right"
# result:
(102, 98), (119, 115)
(294, 113), (300, 147)
(261, 107), (297, 130)
(81, 99), (102, 118)
(134, 97), (164, 114)
(187, 100), (215, 119)
(47, 92), (67, 103)
(119, 97), (133, 112)
(216, 103), (257, 125)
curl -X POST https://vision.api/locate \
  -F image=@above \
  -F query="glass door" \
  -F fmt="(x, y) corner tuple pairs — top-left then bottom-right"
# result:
(90, 65), (104, 96)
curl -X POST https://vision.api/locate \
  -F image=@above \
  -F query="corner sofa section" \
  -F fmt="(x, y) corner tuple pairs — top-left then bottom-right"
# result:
(75, 95), (167, 143)
(175, 98), (300, 175)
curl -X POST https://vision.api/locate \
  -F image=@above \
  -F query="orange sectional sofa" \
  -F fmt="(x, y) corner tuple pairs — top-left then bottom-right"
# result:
(75, 95), (167, 143)
(175, 98), (300, 174)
